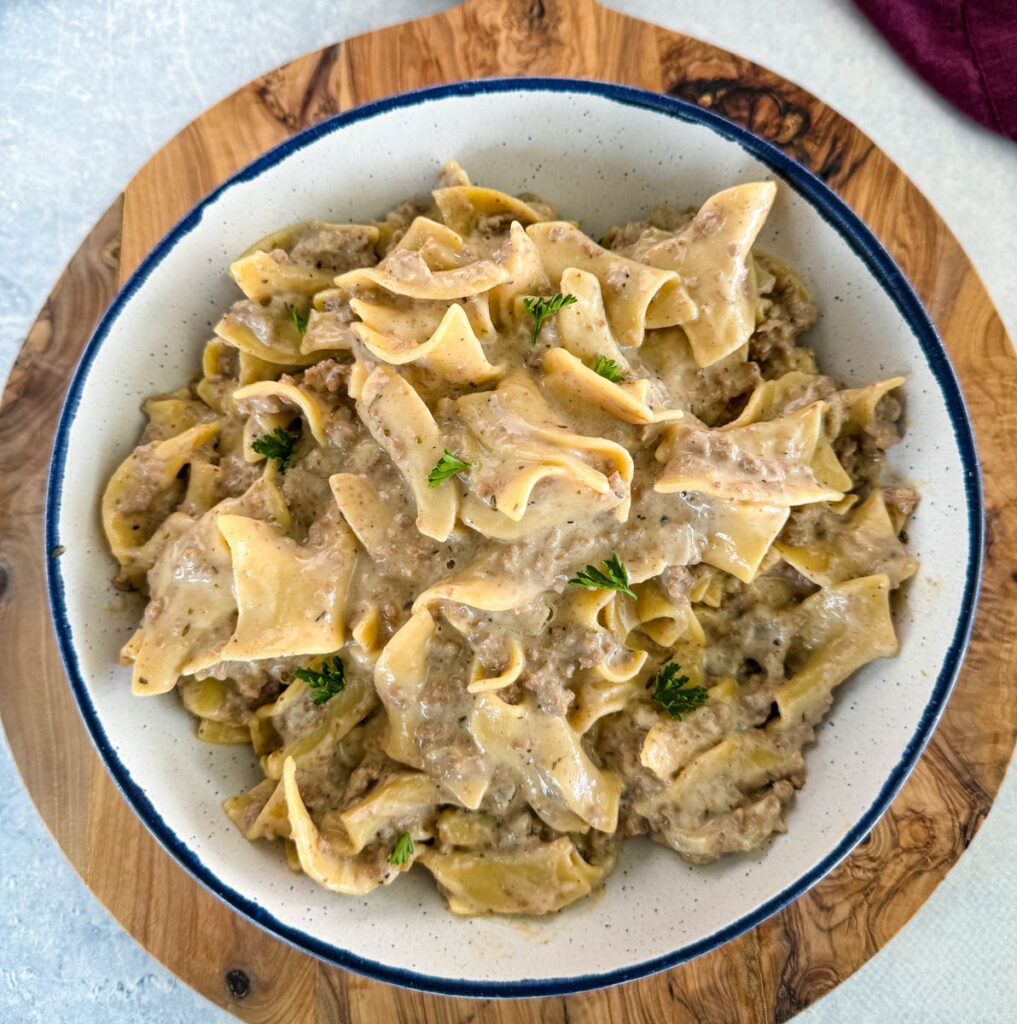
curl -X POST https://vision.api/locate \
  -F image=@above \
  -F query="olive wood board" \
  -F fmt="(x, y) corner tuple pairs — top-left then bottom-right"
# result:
(1, 0), (1014, 1020)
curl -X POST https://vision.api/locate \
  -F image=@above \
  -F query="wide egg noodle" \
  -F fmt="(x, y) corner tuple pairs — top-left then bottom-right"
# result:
(642, 181), (777, 367)
(526, 221), (693, 347)
(554, 267), (631, 367)
(212, 511), (357, 663)
(355, 363), (458, 541)
(101, 421), (221, 583)
(124, 475), (290, 695)
(455, 369), (633, 520)
(352, 303), (503, 384)
(432, 185), (550, 237)
(420, 837), (602, 917)
(775, 491), (918, 587)
(230, 221), (380, 302)
(542, 347), (683, 425)
(335, 244), (508, 301)
(470, 691), (622, 833)
(655, 402), (846, 506)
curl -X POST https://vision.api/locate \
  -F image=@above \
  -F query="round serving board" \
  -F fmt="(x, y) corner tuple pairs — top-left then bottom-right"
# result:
(1, 0), (1014, 1019)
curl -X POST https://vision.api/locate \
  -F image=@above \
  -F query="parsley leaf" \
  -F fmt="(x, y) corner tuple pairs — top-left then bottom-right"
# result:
(427, 449), (474, 488)
(651, 663), (708, 720)
(294, 656), (346, 705)
(568, 553), (636, 599)
(592, 354), (625, 383)
(250, 426), (298, 472)
(291, 305), (310, 336)
(522, 292), (577, 345)
(388, 831), (414, 865)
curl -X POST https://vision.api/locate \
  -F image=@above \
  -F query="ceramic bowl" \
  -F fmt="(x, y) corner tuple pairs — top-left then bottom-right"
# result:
(46, 78), (982, 996)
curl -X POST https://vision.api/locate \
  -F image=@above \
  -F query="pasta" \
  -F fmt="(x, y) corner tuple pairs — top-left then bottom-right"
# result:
(101, 160), (918, 916)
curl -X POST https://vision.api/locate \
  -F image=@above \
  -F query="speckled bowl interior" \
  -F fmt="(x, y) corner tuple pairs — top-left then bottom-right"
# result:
(46, 79), (981, 997)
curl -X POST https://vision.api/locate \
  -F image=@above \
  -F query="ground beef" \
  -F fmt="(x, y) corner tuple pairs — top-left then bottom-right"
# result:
(833, 434), (861, 480)
(377, 198), (431, 256)
(214, 452), (262, 501)
(196, 663), (287, 703)
(701, 600), (792, 686)
(474, 212), (517, 237)
(834, 432), (885, 488)
(223, 297), (287, 350)
(113, 444), (185, 517)
(520, 660), (576, 717)
(491, 809), (557, 850)
(603, 203), (694, 251)
(659, 566), (692, 604)
(661, 780), (794, 863)
(289, 223), (376, 273)
(498, 525), (594, 586)
(750, 260), (819, 377)
(604, 224), (672, 259)
(882, 485), (920, 521)
(783, 374), (837, 415)
(302, 358), (350, 394)
(751, 320), (815, 377)
(340, 748), (404, 812)
(782, 503), (827, 547)
(708, 357), (763, 419)
(867, 394), (902, 449)
(218, 346), (240, 378)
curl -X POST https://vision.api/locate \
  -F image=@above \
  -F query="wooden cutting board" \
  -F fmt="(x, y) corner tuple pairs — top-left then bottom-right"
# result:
(1, 0), (1014, 1020)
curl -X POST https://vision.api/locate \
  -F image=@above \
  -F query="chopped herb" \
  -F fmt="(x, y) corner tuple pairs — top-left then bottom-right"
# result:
(568, 553), (636, 599)
(294, 656), (346, 705)
(291, 305), (310, 336)
(522, 292), (577, 345)
(251, 426), (298, 472)
(427, 449), (474, 488)
(591, 354), (625, 383)
(389, 831), (414, 865)
(651, 663), (708, 720)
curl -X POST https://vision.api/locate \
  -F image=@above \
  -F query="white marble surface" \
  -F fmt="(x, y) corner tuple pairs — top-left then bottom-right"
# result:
(0, 1), (1014, 1020)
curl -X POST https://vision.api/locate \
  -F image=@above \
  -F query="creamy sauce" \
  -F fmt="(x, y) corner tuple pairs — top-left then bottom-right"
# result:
(101, 164), (918, 915)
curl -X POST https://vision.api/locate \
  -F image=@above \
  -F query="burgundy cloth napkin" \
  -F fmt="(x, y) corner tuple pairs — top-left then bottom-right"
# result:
(854, 0), (1017, 141)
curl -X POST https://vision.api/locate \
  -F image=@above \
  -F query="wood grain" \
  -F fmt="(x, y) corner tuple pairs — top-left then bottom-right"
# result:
(1, 0), (1014, 1020)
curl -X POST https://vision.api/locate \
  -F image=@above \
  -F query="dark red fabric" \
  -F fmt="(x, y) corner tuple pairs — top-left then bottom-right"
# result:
(854, 0), (1017, 141)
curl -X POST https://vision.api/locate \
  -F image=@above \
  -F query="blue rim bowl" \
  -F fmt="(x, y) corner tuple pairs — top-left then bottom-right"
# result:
(45, 76), (983, 997)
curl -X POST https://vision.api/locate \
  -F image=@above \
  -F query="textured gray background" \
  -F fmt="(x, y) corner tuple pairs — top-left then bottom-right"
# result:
(1, 1), (1015, 1021)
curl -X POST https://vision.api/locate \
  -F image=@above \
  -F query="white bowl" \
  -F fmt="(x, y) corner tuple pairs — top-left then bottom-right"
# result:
(46, 79), (982, 996)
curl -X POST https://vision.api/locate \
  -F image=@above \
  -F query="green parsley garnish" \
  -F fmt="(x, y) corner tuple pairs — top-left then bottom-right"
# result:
(568, 553), (636, 599)
(250, 426), (298, 472)
(427, 449), (474, 488)
(294, 656), (346, 705)
(291, 305), (310, 336)
(522, 292), (577, 345)
(591, 354), (625, 383)
(388, 831), (414, 865)
(651, 663), (708, 720)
